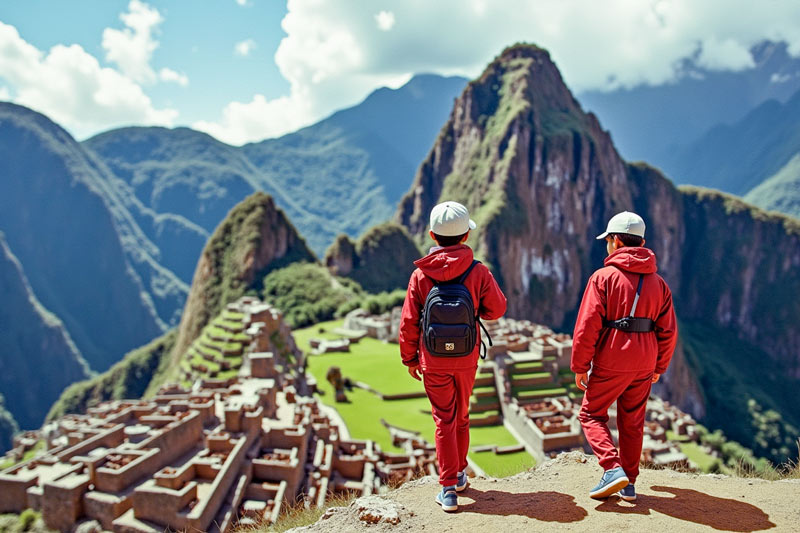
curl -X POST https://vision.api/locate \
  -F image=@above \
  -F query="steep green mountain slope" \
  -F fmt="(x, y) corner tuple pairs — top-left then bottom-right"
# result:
(660, 86), (800, 196)
(744, 153), (800, 218)
(0, 233), (89, 437)
(85, 75), (466, 258)
(47, 330), (176, 421)
(396, 44), (800, 462)
(0, 394), (17, 453)
(171, 192), (315, 362)
(0, 103), (181, 371)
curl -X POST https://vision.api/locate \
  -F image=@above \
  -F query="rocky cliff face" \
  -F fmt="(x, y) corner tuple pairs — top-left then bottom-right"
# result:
(396, 44), (800, 422)
(171, 192), (315, 361)
(324, 222), (421, 293)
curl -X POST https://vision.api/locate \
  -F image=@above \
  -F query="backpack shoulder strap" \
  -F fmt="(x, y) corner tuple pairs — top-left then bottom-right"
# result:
(628, 274), (644, 318)
(456, 260), (480, 284)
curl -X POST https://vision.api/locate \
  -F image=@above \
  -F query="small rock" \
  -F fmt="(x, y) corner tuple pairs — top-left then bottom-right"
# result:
(353, 495), (408, 525)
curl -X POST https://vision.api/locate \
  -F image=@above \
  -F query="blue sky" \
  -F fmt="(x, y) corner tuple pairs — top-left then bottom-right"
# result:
(2, 1), (800, 144)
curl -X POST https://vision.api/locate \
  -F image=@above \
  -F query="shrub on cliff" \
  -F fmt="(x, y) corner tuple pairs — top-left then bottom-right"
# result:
(262, 263), (363, 329)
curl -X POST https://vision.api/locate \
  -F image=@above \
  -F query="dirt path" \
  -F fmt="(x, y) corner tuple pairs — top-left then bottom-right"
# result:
(293, 453), (800, 532)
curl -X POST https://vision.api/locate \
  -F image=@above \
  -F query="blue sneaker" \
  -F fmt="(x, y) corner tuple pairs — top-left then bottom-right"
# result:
(618, 483), (636, 501)
(456, 470), (469, 492)
(435, 486), (458, 512)
(589, 467), (630, 499)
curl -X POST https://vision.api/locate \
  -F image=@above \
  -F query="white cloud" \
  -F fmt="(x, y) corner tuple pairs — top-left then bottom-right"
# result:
(0, 21), (176, 137)
(0, 86), (9, 100)
(102, 0), (163, 83)
(193, 93), (312, 145)
(375, 11), (395, 32)
(235, 0), (251, 6)
(159, 67), (188, 86)
(234, 39), (257, 57)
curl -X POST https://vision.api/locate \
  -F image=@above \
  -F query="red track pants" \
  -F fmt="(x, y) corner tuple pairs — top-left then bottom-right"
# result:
(578, 366), (653, 484)
(422, 369), (477, 486)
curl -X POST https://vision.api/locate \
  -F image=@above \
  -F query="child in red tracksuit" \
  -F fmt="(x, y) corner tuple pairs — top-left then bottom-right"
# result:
(399, 201), (506, 513)
(572, 211), (678, 501)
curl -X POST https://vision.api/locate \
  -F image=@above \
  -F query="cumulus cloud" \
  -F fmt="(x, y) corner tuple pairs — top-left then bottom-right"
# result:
(159, 67), (189, 86)
(375, 11), (395, 32)
(0, 86), (9, 100)
(0, 20), (177, 137)
(234, 39), (257, 57)
(102, 0), (163, 83)
(199, 0), (800, 144)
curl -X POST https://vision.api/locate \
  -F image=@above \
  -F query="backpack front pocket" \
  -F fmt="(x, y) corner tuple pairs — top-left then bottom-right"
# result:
(426, 324), (473, 356)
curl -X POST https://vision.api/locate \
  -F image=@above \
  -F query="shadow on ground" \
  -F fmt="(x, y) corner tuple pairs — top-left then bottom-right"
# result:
(595, 485), (776, 531)
(458, 488), (588, 522)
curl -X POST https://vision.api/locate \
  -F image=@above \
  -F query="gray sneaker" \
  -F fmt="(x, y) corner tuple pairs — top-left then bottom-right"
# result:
(456, 470), (469, 492)
(618, 483), (636, 501)
(589, 467), (630, 499)
(435, 486), (458, 512)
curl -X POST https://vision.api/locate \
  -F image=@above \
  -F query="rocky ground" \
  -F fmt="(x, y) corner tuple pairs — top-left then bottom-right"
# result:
(290, 453), (800, 532)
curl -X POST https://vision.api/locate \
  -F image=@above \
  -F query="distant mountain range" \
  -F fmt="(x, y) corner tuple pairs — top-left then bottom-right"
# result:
(580, 41), (800, 168)
(85, 73), (467, 260)
(0, 75), (465, 442)
(580, 41), (800, 220)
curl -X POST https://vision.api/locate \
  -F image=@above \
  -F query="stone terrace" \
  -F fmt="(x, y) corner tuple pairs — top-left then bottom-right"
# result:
(0, 298), (436, 533)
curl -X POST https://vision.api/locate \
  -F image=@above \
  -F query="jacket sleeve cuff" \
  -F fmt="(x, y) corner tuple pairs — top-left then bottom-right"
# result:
(655, 367), (667, 375)
(570, 365), (590, 374)
(402, 356), (419, 367)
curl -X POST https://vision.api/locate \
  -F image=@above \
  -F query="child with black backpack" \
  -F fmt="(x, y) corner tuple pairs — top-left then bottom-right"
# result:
(399, 201), (507, 512)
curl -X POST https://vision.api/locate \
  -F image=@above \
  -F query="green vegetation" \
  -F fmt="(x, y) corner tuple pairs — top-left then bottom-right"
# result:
(0, 509), (51, 532)
(296, 320), (534, 476)
(0, 394), (18, 454)
(350, 223), (421, 293)
(336, 289), (407, 317)
(262, 263), (363, 329)
(679, 321), (800, 466)
(178, 310), (249, 386)
(0, 441), (45, 471)
(174, 192), (315, 359)
(745, 152), (800, 220)
(47, 330), (177, 420)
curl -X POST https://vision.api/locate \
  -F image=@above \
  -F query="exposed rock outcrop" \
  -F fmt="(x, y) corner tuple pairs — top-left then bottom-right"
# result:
(325, 222), (421, 293)
(171, 192), (315, 361)
(395, 44), (800, 424)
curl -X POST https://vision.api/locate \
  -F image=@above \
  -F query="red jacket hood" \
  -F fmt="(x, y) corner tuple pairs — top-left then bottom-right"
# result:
(413, 244), (474, 282)
(604, 247), (658, 274)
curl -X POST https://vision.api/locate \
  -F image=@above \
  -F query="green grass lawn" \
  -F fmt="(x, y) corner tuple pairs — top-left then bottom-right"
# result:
(666, 430), (719, 472)
(296, 320), (535, 477)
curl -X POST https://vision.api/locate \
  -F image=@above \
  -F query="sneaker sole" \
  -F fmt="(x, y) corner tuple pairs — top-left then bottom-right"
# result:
(618, 492), (637, 502)
(435, 498), (458, 512)
(589, 477), (630, 499)
(456, 481), (469, 492)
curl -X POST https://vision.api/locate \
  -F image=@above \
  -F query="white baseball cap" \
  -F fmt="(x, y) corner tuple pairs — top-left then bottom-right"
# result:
(430, 201), (477, 236)
(596, 211), (646, 240)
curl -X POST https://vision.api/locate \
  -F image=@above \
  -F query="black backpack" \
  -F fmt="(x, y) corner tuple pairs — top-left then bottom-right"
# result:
(421, 260), (492, 358)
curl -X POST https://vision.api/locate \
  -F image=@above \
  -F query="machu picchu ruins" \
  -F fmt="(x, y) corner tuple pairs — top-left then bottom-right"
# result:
(0, 298), (702, 531)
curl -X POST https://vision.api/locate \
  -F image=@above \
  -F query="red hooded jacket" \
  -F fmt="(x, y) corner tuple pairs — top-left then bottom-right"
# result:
(571, 247), (678, 375)
(399, 244), (507, 372)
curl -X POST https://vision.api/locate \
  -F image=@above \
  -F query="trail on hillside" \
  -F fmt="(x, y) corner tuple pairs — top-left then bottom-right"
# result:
(292, 453), (800, 532)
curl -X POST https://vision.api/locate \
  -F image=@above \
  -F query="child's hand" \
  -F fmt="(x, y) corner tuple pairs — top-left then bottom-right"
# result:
(575, 372), (589, 391)
(408, 364), (422, 381)
(651, 373), (661, 384)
